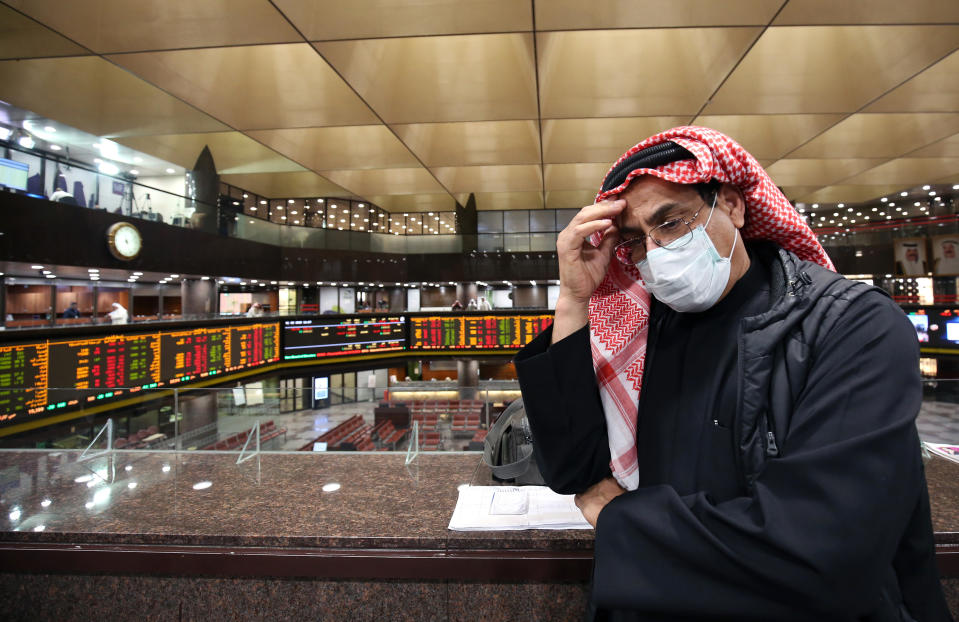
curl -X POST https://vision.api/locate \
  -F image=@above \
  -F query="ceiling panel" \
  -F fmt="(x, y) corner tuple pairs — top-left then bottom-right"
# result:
(392, 121), (540, 167)
(789, 113), (959, 159)
(115, 132), (306, 174)
(219, 171), (351, 198)
(3, 0), (300, 53)
(0, 56), (228, 137)
(109, 44), (379, 130)
(774, 0), (959, 25)
(0, 5), (88, 59)
(246, 126), (419, 171)
(766, 158), (888, 187)
(320, 167), (449, 196)
(779, 185), (825, 202)
(691, 114), (846, 159)
(431, 165), (542, 193)
(544, 163), (612, 191)
(842, 158), (959, 186)
(274, 0), (531, 40)
(911, 133), (959, 158)
(315, 34), (537, 125)
(705, 26), (959, 114)
(545, 190), (600, 211)
(542, 117), (687, 164)
(467, 192), (545, 211)
(538, 28), (761, 119)
(865, 51), (959, 114)
(798, 185), (911, 204)
(535, 0), (782, 30)
(364, 193), (456, 213)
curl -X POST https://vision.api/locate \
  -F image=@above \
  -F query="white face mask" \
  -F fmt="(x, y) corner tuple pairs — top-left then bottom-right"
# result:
(637, 201), (739, 313)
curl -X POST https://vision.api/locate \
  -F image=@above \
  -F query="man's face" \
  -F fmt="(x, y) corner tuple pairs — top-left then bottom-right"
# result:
(944, 242), (955, 259)
(906, 248), (919, 262)
(617, 176), (742, 260)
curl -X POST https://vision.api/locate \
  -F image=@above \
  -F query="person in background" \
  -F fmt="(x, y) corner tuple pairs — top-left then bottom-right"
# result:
(50, 187), (77, 205)
(514, 126), (950, 620)
(62, 301), (80, 319)
(107, 302), (128, 325)
(477, 296), (492, 311)
(451, 299), (463, 310)
(246, 302), (264, 317)
(466, 298), (478, 310)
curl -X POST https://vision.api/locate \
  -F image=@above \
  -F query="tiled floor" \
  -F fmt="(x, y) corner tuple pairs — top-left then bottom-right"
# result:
(917, 401), (959, 444)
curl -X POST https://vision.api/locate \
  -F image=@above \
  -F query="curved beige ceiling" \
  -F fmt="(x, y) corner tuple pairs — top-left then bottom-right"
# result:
(0, 0), (957, 212)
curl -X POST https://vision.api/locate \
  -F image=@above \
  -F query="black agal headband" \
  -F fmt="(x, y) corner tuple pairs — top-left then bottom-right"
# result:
(600, 141), (696, 194)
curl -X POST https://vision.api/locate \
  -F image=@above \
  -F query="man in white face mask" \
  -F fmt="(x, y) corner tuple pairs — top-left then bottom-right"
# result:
(513, 127), (950, 621)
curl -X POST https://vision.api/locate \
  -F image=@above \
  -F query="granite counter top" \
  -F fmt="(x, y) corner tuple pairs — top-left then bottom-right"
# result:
(0, 449), (955, 550)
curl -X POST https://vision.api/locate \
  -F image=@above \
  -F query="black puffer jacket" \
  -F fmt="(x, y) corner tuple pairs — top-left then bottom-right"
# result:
(515, 242), (952, 621)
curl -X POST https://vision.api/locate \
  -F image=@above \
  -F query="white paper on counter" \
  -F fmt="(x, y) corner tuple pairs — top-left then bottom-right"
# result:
(448, 485), (593, 531)
(924, 442), (959, 465)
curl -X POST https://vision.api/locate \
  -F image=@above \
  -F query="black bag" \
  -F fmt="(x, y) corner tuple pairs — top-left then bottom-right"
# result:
(482, 398), (545, 485)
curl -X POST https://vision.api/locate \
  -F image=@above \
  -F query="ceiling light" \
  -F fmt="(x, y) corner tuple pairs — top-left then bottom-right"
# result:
(45, 274), (55, 279)
(42, 270), (51, 274)
(166, 168), (175, 174)
(50, 144), (62, 151)
(837, 203), (844, 208)
(201, 276), (210, 280)
(901, 191), (908, 196)
(31, 265), (43, 269)
(929, 191), (936, 196)
(44, 126), (56, 133)
(192, 481), (212, 490)
(242, 194), (248, 199)
(288, 199), (294, 203)
(922, 185), (930, 190)
(97, 162), (119, 175)
(260, 200), (266, 205)
(880, 197), (888, 203)
(812, 203), (819, 208)
(318, 198), (324, 203)
(18, 134), (35, 149)
(358, 203), (365, 208)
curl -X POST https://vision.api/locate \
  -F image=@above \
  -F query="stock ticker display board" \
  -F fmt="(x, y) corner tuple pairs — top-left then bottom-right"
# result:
(408, 314), (554, 350)
(282, 316), (406, 360)
(0, 323), (279, 426)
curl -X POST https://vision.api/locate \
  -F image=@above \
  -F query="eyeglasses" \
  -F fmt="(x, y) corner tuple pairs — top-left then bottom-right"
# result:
(614, 194), (715, 265)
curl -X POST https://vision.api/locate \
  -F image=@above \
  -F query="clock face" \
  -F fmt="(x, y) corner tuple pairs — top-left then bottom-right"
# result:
(108, 222), (142, 260)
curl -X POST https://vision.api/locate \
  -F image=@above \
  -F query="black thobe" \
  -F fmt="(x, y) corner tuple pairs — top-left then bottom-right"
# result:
(514, 249), (950, 621)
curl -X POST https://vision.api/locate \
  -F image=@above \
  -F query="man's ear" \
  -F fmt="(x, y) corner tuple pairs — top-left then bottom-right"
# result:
(717, 183), (746, 228)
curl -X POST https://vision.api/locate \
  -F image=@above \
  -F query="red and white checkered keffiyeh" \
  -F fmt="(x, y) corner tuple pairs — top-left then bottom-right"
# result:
(587, 126), (833, 490)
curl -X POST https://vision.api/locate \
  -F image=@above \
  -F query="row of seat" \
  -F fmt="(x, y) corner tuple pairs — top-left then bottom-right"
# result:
(372, 420), (407, 449)
(201, 420), (286, 451)
(451, 414), (482, 431)
(407, 400), (484, 416)
(114, 425), (161, 449)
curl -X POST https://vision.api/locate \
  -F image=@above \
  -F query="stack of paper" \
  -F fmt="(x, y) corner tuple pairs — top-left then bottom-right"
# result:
(448, 485), (593, 531)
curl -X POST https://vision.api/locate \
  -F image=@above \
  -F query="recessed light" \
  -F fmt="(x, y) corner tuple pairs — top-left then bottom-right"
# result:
(50, 144), (62, 151)
(31, 265), (43, 269)
(166, 168), (175, 174)
(129, 169), (139, 176)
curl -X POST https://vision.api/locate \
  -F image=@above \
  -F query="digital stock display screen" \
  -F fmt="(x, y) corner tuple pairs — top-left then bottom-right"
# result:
(408, 314), (553, 350)
(282, 316), (406, 360)
(0, 323), (279, 426)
